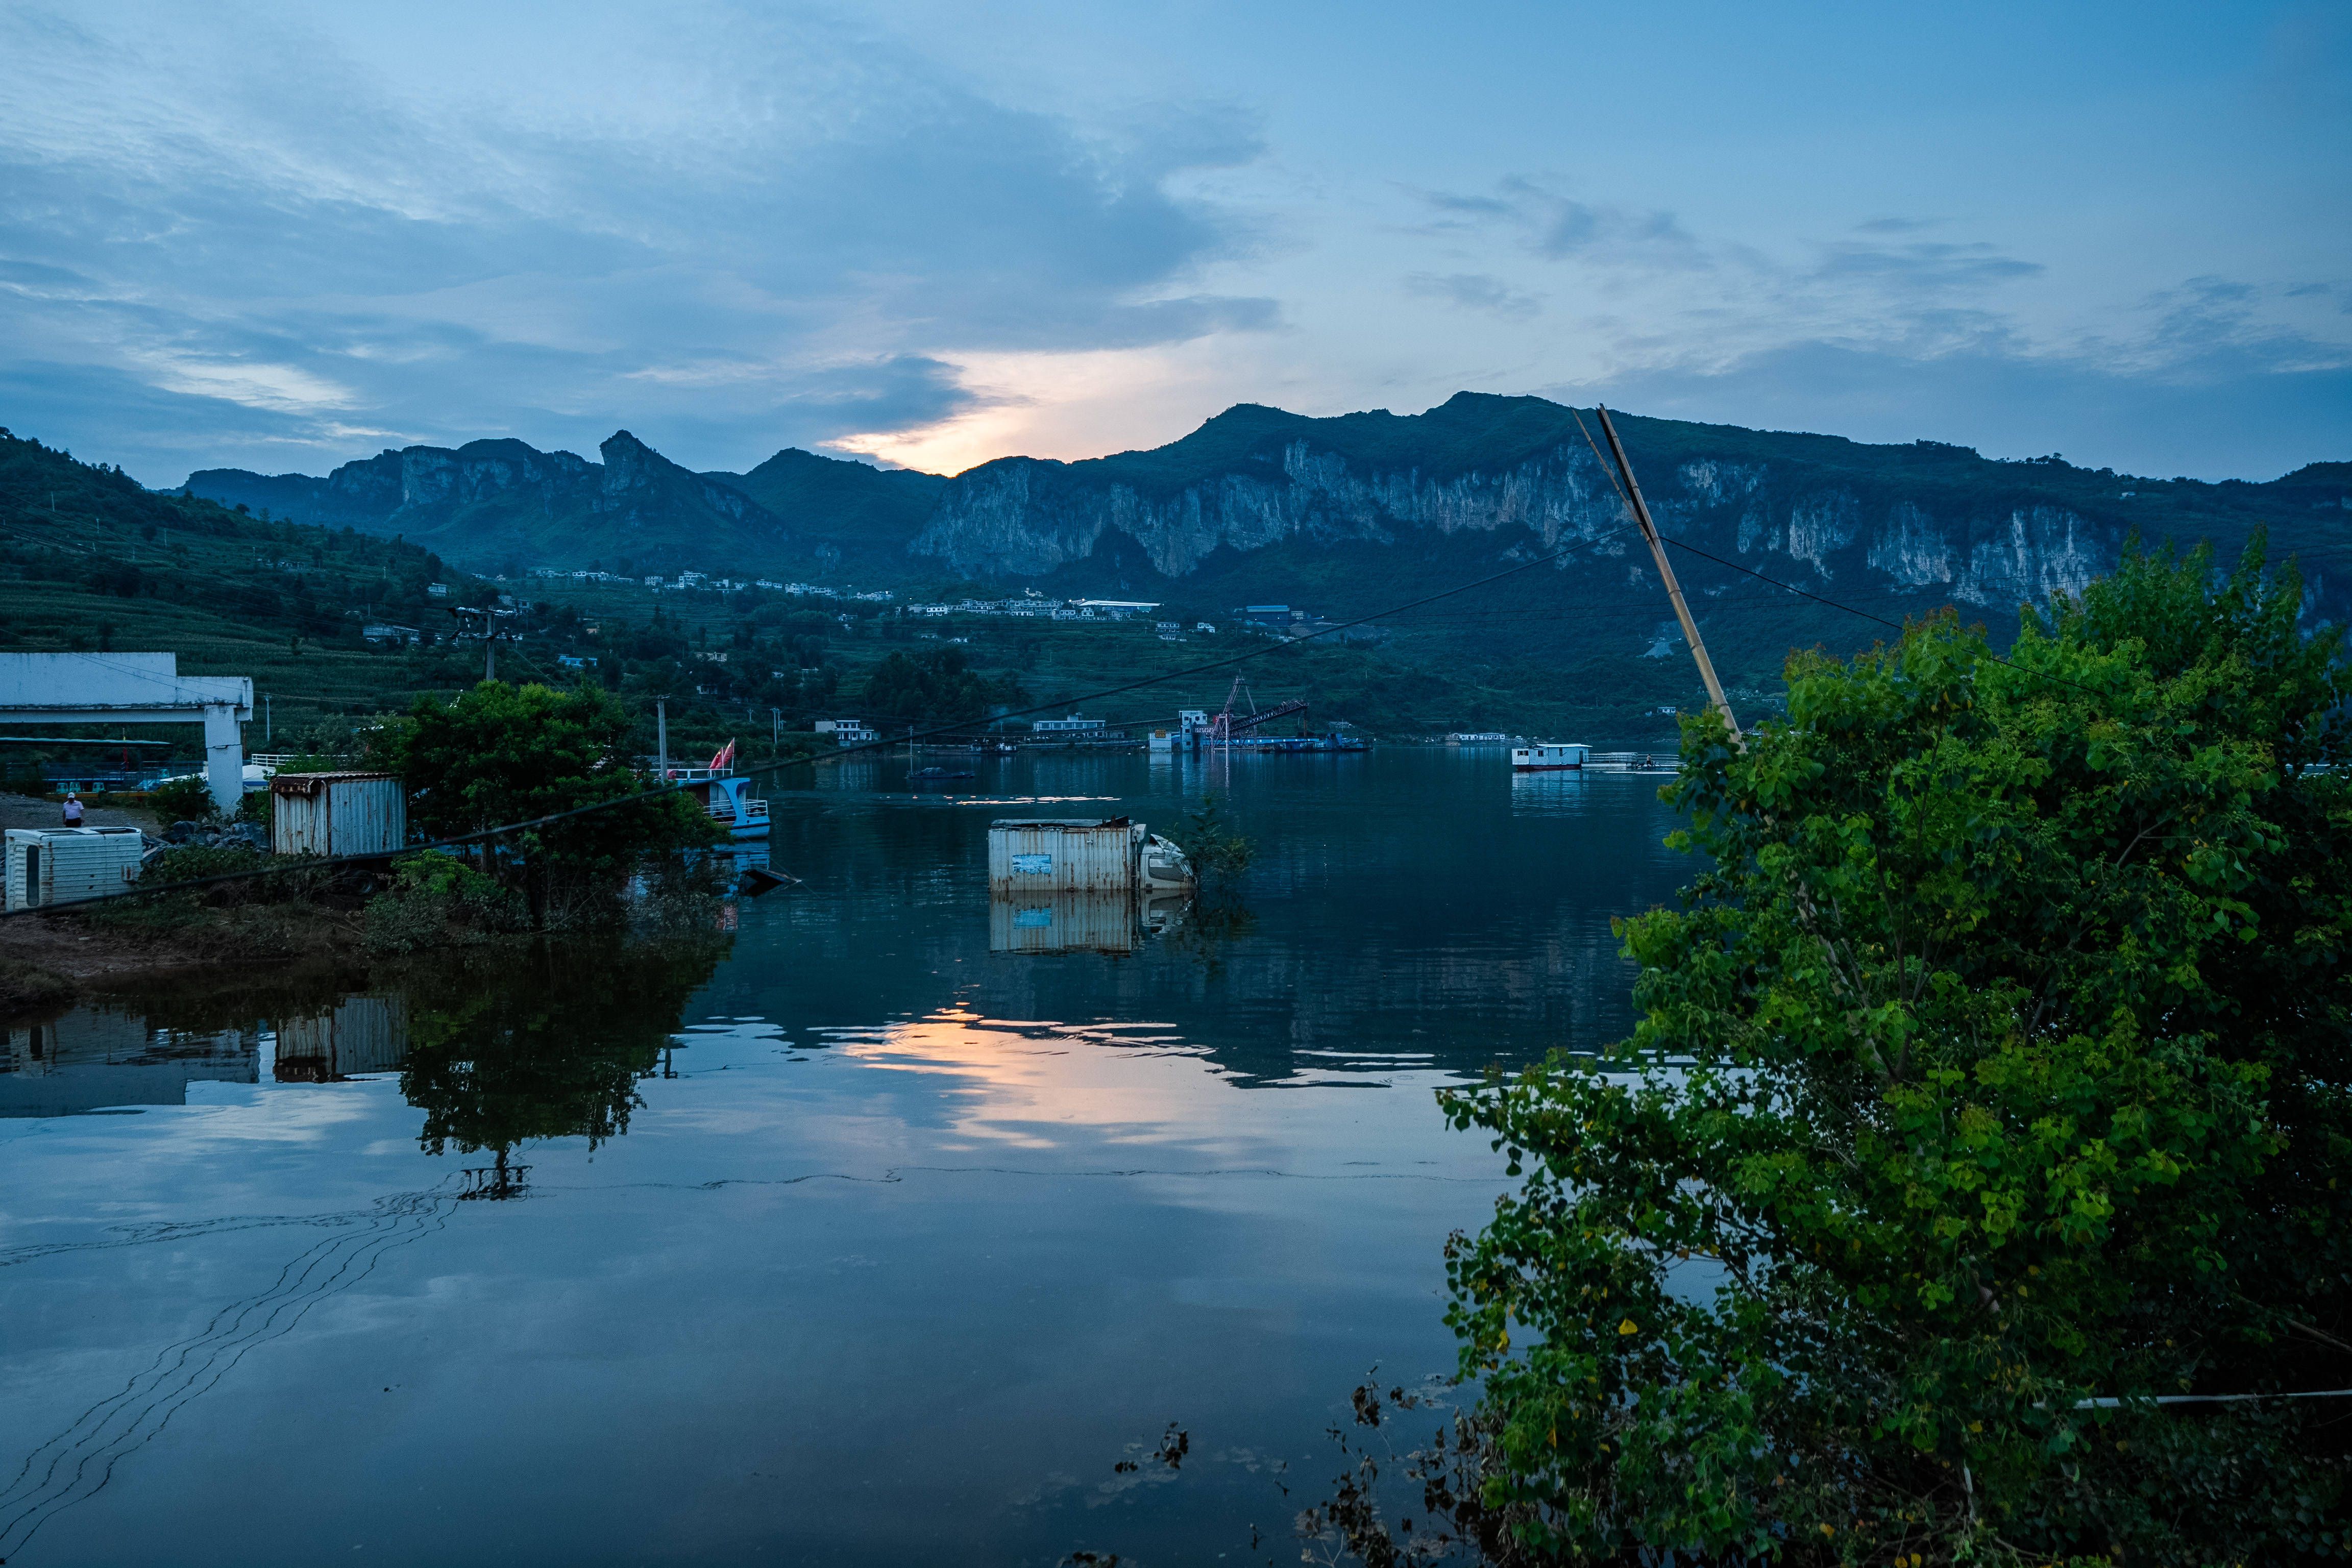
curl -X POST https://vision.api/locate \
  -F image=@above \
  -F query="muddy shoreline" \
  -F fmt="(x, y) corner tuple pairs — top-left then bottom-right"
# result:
(0, 903), (369, 1019)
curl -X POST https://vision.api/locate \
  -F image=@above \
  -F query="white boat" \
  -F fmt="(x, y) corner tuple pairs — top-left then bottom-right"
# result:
(1511, 742), (1589, 772)
(665, 766), (770, 840)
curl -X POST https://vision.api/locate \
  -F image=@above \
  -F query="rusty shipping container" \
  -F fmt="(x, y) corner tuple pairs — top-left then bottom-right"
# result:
(987, 818), (1147, 892)
(275, 994), (409, 1082)
(271, 772), (407, 858)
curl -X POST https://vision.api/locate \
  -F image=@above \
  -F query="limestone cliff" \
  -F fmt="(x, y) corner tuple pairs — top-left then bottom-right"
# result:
(909, 396), (2184, 612)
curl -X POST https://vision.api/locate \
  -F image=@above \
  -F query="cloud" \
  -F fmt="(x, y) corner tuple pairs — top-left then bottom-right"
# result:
(1404, 272), (1541, 320)
(0, 2), (1276, 481)
(1552, 320), (2352, 482)
(1809, 240), (2044, 291)
(1415, 179), (1708, 272)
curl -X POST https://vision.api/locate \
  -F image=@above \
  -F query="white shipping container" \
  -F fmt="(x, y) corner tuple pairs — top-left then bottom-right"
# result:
(987, 818), (1147, 892)
(271, 772), (407, 858)
(4, 827), (145, 912)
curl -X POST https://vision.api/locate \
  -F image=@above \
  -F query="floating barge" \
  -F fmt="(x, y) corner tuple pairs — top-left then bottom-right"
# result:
(1511, 743), (1591, 772)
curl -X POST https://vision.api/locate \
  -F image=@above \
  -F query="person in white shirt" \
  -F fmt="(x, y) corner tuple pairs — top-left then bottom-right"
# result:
(61, 792), (84, 826)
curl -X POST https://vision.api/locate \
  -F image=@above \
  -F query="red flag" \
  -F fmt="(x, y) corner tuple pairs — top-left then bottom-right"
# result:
(709, 739), (736, 770)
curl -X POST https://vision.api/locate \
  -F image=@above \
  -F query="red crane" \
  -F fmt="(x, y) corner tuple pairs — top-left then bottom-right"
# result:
(1209, 677), (1309, 741)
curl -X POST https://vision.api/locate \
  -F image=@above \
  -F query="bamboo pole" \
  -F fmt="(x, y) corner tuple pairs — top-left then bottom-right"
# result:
(1594, 405), (1739, 742)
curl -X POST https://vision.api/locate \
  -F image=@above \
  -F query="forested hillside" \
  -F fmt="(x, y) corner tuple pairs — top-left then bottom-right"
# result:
(0, 427), (503, 748)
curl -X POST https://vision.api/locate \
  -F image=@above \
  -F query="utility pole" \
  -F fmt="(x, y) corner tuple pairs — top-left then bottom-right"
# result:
(1594, 405), (1739, 741)
(656, 699), (669, 780)
(770, 707), (780, 752)
(264, 694), (272, 746)
(485, 631), (497, 682)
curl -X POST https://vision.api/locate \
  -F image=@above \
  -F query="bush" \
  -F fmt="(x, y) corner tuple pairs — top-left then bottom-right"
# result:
(80, 843), (277, 930)
(362, 853), (527, 953)
(145, 774), (218, 823)
(375, 680), (724, 928)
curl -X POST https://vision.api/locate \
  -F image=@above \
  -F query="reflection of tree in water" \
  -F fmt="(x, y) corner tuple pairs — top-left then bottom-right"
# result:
(396, 938), (727, 1195)
(1164, 894), (1256, 977)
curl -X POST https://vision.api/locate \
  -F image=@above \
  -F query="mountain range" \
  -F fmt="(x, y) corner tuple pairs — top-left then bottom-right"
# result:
(186, 395), (2350, 684)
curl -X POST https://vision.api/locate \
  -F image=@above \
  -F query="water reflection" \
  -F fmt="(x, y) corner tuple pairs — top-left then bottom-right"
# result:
(1, 1010), (258, 1117)
(2, 939), (729, 1164)
(398, 941), (728, 1187)
(273, 995), (406, 1082)
(987, 891), (1200, 955)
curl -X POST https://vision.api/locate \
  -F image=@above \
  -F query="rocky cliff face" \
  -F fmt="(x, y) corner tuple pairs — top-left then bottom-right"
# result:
(182, 396), (2344, 616)
(307, 438), (603, 525)
(912, 422), (2132, 610)
(592, 431), (776, 536)
(187, 432), (799, 571)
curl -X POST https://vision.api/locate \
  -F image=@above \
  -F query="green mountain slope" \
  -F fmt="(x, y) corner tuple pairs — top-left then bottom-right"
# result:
(0, 427), (506, 753)
(702, 448), (946, 580)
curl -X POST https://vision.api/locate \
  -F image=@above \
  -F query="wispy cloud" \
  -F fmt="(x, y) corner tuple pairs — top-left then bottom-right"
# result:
(1415, 179), (1709, 271)
(1404, 272), (1541, 320)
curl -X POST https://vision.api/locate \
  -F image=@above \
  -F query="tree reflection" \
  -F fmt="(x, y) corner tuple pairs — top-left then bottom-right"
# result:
(396, 937), (727, 1194)
(1164, 893), (1256, 976)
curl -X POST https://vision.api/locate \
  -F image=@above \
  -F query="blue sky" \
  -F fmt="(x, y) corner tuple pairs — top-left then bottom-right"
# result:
(2, 0), (2345, 483)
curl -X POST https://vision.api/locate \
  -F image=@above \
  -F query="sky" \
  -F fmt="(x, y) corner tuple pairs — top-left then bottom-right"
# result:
(2, 0), (2346, 485)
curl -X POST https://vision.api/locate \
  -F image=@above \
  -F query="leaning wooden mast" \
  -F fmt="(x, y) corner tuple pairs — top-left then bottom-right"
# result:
(1593, 404), (1740, 742)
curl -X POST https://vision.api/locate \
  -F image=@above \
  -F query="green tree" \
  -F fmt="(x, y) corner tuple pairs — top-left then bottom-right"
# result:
(1170, 794), (1255, 888)
(375, 680), (721, 925)
(860, 646), (1025, 728)
(1440, 539), (2351, 1565)
(145, 773), (218, 824)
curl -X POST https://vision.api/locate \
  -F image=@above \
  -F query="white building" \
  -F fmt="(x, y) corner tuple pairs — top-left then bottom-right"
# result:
(1033, 715), (1106, 736)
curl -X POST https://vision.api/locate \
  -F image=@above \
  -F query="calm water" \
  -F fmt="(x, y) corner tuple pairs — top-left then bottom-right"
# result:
(1, 749), (1686, 1566)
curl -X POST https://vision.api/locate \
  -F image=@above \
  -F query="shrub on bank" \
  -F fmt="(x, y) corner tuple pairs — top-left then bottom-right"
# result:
(143, 774), (218, 824)
(363, 853), (527, 953)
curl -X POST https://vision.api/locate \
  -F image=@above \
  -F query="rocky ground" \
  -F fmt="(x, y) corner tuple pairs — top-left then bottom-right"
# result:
(0, 791), (160, 834)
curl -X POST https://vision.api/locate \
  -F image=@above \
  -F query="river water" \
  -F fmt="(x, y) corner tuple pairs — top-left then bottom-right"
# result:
(0, 748), (1687, 1566)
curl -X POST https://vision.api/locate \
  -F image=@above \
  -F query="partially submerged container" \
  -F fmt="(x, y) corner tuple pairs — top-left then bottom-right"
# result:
(4, 827), (144, 911)
(987, 818), (1194, 894)
(271, 772), (407, 858)
(989, 818), (1147, 892)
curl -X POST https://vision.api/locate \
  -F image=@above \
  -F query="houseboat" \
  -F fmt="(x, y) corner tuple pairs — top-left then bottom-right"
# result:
(665, 765), (770, 840)
(1511, 742), (1590, 772)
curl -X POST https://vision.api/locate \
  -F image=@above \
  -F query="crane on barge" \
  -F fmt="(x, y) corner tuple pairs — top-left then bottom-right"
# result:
(1207, 677), (1308, 742)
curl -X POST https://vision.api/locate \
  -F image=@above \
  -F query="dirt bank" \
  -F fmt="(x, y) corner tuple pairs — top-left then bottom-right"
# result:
(0, 899), (366, 1018)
